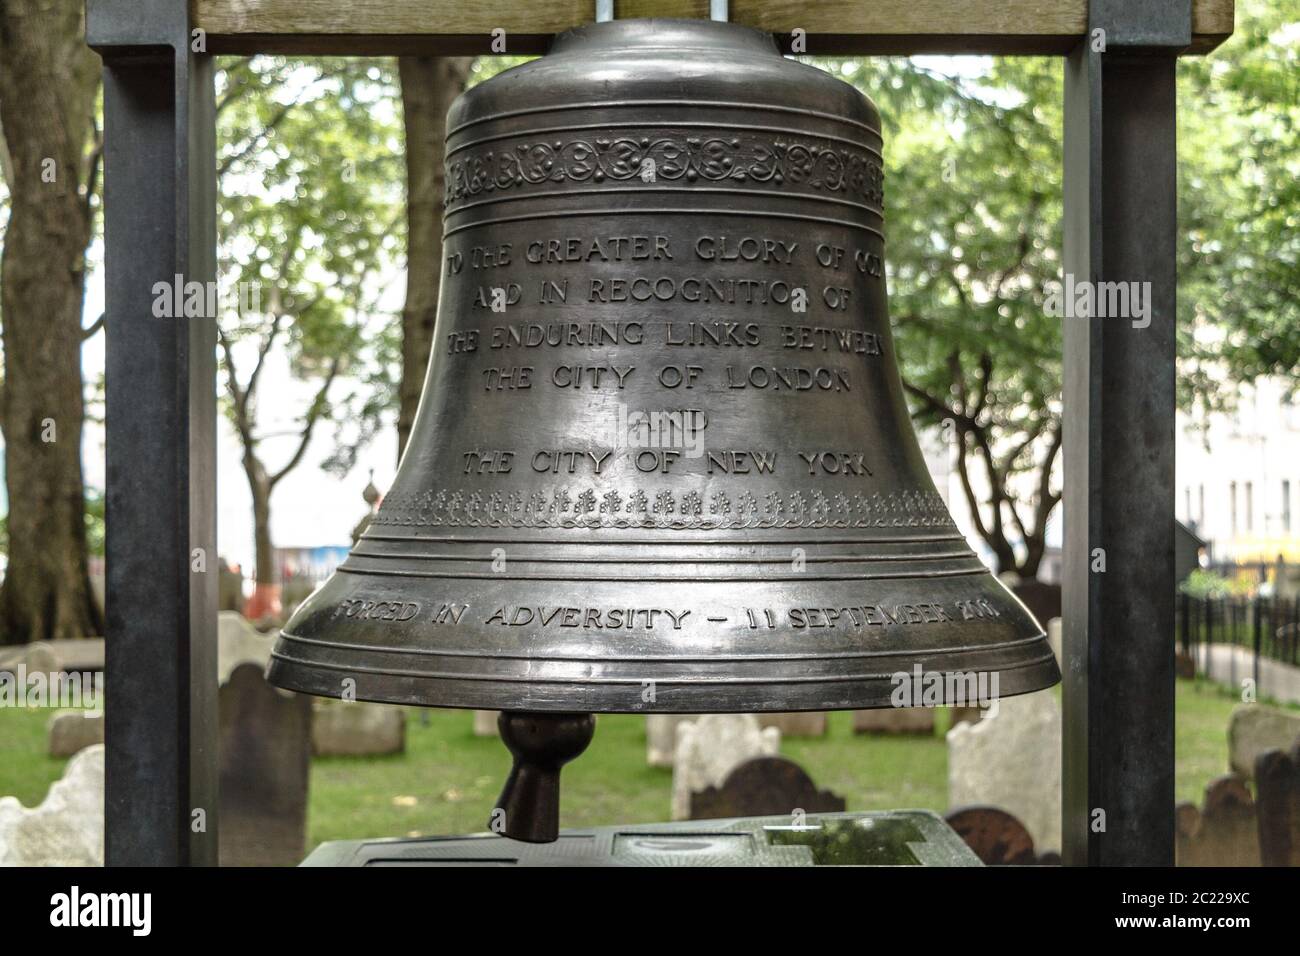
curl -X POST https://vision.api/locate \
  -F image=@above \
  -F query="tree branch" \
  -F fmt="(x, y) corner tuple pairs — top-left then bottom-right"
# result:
(217, 328), (254, 449)
(269, 355), (341, 488)
(81, 312), (105, 340)
(241, 311), (285, 421)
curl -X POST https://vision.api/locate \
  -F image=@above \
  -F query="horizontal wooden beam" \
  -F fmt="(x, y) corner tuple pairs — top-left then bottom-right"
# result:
(194, 0), (1234, 56)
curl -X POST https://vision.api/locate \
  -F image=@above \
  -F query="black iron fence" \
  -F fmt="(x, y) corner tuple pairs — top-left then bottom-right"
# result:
(1177, 594), (1300, 680)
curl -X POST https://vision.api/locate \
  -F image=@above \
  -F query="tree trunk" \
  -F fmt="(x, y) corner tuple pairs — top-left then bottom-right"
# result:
(397, 56), (473, 460)
(241, 453), (281, 621)
(0, 2), (103, 643)
(247, 462), (275, 587)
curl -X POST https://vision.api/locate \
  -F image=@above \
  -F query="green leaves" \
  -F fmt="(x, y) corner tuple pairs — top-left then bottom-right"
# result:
(215, 56), (402, 473)
(811, 56), (1065, 573)
(807, 2), (1296, 572)
(1178, 0), (1300, 403)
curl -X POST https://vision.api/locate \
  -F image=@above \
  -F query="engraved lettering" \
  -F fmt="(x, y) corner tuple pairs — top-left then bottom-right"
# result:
(797, 451), (872, 477)
(550, 365), (635, 389)
(665, 321), (761, 347)
(724, 366), (851, 391)
(780, 325), (882, 355)
(695, 235), (797, 264)
(481, 366), (533, 390)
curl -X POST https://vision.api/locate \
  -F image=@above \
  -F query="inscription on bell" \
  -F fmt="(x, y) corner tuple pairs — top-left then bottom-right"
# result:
(270, 17), (1060, 718)
(485, 606), (691, 630)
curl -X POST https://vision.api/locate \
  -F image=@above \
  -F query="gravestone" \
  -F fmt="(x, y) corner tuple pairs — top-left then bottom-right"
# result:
(312, 699), (406, 756)
(218, 556), (245, 611)
(853, 708), (935, 735)
(646, 714), (696, 767)
(45, 638), (105, 673)
(0, 640), (60, 675)
(945, 805), (1044, 866)
(671, 714), (780, 821)
(947, 690), (1061, 854)
(0, 744), (104, 866)
(47, 710), (105, 757)
(1010, 582), (1061, 627)
(473, 710), (500, 737)
(689, 756), (844, 820)
(219, 662), (311, 866)
(1175, 774), (1259, 867)
(1255, 742), (1300, 867)
(217, 610), (274, 684)
(1228, 704), (1300, 779)
(649, 713), (823, 769)
(949, 705), (985, 728)
(758, 712), (828, 737)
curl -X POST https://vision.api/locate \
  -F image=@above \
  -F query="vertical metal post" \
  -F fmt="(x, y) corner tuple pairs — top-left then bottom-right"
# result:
(1253, 596), (1262, 695)
(87, 0), (219, 866)
(1179, 590), (1190, 655)
(1061, 1), (1189, 866)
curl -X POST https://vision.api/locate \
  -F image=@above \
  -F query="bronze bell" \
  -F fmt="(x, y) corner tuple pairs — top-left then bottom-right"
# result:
(267, 18), (1059, 839)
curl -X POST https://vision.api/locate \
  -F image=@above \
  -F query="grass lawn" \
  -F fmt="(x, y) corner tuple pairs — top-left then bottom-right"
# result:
(0, 677), (1292, 856)
(303, 707), (954, 848)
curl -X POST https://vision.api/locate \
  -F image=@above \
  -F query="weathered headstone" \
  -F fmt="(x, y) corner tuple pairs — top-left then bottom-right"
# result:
(758, 712), (828, 737)
(0, 640), (60, 675)
(1228, 704), (1300, 779)
(1255, 742), (1300, 867)
(217, 610), (274, 684)
(945, 805), (1042, 866)
(671, 714), (779, 821)
(0, 744), (104, 866)
(45, 638), (105, 673)
(1010, 582), (1061, 629)
(219, 662), (311, 866)
(949, 705), (985, 728)
(645, 714), (696, 767)
(1175, 774), (1259, 867)
(312, 699), (406, 756)
(651, 713), (826, 769)
(218, 557), (245, 611)
(473, 709), (500, 737)
(947, 690), (1061, 854)
(47, 710), (105, 757)
(689, 756), (844, 820)
(853, 707), (935, 735)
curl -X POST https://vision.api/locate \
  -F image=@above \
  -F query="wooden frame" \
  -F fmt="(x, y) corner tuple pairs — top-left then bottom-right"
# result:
(192, 0), (1233, 55)
(86, 0), (1234, 866)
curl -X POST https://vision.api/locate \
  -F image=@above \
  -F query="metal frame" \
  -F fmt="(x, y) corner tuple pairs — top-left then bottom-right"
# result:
(84, 0), (1205, 866)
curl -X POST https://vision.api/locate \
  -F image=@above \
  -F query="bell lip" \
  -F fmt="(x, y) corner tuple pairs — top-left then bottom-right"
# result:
(265, 632), (1060, 714)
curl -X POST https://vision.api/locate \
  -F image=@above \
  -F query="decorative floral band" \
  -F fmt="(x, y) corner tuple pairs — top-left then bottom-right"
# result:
(445, 134), (885, 211)
(373, 486), (952, 531)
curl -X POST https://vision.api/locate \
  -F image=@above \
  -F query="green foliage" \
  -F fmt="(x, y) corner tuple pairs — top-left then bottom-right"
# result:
(817, 57), (1064, 573)
(1180, 568), (1237, 599)
(215, 57), (404, 476)
(1178, 0), (1300, 406)
(84, 491), (104, 558)
(809, 2), (1298, 570)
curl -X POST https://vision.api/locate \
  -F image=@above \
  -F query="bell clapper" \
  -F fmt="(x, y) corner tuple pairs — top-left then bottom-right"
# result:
(490, 711), (596, 843)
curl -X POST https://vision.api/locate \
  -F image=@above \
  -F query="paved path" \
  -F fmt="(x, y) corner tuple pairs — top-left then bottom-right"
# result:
(1196, 643), (1300, 705)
